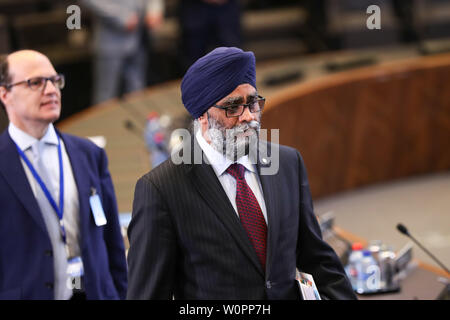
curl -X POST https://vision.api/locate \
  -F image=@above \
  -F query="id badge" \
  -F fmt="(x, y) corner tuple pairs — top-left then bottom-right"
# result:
(89, 189), (107, 226)
(67, 256), (84, 291)
(67, 256), (84, 278)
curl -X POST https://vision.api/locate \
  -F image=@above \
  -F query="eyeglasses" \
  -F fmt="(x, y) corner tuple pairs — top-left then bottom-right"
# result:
(213, 95), (265, 118)
(4, 74), (65, 91)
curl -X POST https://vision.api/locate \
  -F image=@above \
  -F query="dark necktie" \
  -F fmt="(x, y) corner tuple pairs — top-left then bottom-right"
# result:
(226, 163), (267, 270)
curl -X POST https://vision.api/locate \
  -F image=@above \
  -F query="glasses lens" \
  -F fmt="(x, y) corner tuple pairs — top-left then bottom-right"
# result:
(53, 75), (65, 89)
(226, 105), (244, 117)
(249, 99), (264, 113)
(28, 77), (46, 90)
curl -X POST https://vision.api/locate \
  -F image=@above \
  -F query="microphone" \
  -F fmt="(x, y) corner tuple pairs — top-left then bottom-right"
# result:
(396, 223), (450, 275)
(396, 223), (409, 236)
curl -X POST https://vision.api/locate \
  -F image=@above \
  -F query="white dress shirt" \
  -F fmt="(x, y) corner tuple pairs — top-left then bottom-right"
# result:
(196, 129), (268, 224)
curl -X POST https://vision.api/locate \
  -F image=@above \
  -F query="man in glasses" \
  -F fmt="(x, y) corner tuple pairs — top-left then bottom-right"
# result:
(127, 47), (355, 300)
(0, 50), (127, 300)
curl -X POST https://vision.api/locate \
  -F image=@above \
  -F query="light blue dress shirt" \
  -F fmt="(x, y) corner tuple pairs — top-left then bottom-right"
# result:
(8, 123), (80, 300)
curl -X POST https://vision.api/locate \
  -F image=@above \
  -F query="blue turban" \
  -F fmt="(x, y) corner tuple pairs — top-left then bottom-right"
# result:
(181, 47), (256, 119)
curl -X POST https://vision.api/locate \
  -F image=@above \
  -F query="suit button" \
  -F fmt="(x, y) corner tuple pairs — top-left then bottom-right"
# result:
(44, 250), (53, 257)
(45, 282), (54, 289)
(266, 281), (272, 289)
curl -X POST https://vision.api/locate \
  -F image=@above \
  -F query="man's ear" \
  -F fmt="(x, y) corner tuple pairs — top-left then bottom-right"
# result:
(0, 86), (8, 107)
(198, 112), (212, 143)
(198, 112), (208, 126)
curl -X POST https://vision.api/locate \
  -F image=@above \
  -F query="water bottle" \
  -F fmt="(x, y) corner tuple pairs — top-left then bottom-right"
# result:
(378, 245), (397, 289)
(359, 250), (381, 294)
(345, 242), (364, 292)
(368, 240), (383, 263)
(144, 112), (170, 168)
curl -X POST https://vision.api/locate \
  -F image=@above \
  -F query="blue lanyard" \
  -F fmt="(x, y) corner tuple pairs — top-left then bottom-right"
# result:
(15, 136), (66, 243)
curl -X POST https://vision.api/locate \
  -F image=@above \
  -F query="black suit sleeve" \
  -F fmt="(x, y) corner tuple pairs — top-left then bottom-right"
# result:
(295, 151), (357, 300)
(126, 175), (177, 300)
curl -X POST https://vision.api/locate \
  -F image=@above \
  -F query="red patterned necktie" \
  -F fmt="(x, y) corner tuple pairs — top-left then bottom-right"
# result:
(226, 163), (267, 270)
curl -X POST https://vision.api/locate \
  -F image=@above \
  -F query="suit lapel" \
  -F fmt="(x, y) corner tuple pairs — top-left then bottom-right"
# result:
(186, 138), (265, 277)
(0, 130), (48, 234)
(58, 132), (91, 250)
(256, 141), (281, 280)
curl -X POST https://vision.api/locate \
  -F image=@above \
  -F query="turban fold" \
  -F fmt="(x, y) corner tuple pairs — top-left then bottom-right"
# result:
(181, 47), (256, 119)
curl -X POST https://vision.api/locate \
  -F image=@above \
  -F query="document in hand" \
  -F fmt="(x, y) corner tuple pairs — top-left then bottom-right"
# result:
(296, 270), (321, 300)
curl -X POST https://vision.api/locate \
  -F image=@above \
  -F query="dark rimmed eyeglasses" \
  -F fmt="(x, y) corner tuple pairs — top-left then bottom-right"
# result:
(3, 74), (65, 91)
(212, 95), (265, 118)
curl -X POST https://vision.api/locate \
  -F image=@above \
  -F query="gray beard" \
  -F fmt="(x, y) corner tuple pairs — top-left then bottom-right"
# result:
(207, 115), (260, 161)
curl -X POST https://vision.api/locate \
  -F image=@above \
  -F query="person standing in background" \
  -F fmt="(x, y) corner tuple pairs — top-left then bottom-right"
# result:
(80, 0), (164, 104)
(178, 0), (242, 72)
(0, 50), (127, 299)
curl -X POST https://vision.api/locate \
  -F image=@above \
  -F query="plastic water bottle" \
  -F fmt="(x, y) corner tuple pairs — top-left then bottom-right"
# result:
(345, 242), (364, 292)
(359, 250), (381, 294)
(144, 112), (170, 168)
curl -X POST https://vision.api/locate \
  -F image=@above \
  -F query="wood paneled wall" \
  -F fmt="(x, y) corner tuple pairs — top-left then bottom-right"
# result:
(261, 54), (450, 199)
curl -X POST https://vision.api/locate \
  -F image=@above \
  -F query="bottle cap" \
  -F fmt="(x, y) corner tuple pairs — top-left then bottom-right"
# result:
(362, 250), (372, 257)
(352, 242), (363, 251)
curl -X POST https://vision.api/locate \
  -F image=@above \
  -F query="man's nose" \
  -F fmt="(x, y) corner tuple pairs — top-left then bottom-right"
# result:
(239, 106), (256, 123)
(42, 79), (58, 95)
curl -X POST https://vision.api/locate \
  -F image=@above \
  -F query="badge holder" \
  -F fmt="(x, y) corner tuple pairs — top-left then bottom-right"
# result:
(89, 187), (107, 226)
(67, 255), (85, 293)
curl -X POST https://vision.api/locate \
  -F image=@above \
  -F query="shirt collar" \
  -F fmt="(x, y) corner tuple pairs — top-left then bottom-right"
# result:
(8, 122), (59, 151)
(195, 129), (256, 176)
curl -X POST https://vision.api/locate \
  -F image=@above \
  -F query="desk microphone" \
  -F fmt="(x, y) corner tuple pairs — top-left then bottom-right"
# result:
(396, 223), (450, 275)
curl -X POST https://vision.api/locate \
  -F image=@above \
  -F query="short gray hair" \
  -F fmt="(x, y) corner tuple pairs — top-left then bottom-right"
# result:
(0, 54), (11, 110)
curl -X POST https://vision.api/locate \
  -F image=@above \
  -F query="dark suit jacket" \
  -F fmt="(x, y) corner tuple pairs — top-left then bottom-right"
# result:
(127, 139), (356, 300)
(0, 129), (127, 300)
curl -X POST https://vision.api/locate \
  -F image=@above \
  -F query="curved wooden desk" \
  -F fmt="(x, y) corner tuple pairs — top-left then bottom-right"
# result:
(262, 53), (450, 199)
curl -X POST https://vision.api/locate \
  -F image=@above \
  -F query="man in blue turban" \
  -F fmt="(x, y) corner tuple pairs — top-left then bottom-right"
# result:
(127, 47), (356, 300)
(181, 47), (261, 161)
(181, 47), (256, 120)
